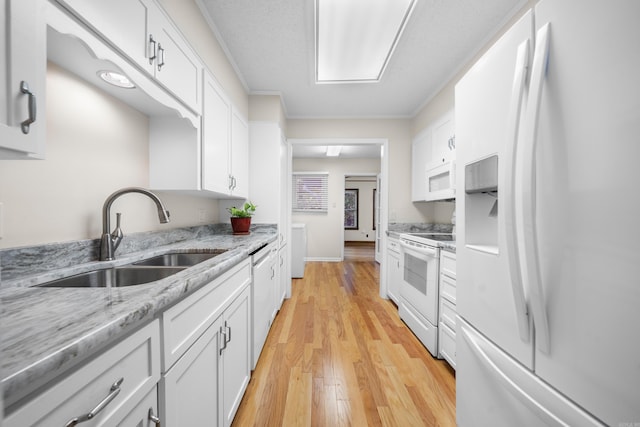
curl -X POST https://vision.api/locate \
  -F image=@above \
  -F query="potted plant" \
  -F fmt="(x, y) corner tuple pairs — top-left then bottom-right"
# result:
(228, 201), (256, 235)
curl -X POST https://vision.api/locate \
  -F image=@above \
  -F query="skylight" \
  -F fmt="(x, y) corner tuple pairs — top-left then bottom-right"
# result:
(315, 0), (416, 84)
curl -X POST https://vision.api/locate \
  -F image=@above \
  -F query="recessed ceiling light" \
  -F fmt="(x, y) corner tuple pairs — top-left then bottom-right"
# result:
(326, 146), (342, 156)
(97, 70), (135, 89)
(315, 0), (416, 84)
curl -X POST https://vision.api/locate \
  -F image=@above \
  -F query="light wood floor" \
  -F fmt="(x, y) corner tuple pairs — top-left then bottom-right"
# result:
(232, 258), (456, 426)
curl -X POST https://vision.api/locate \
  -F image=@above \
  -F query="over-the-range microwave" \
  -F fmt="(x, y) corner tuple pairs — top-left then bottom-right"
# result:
(423, 160), (456, 201)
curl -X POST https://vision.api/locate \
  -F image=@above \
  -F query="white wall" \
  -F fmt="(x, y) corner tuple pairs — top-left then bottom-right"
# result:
(344, 177), (377, 242)
(292, 157), (380, 260)
(0, 63), (219, 249)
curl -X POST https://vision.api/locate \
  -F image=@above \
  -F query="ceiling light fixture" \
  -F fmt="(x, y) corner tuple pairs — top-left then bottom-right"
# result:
(97, 70), (135, 89)
(326, 146), (342, 156)
(315, 0), (416, 84)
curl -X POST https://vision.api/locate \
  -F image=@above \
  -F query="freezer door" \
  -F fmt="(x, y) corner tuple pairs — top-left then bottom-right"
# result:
(457, 318), (605, 427)
(528, 1), (640, 425)
(455, 10), (534, 368)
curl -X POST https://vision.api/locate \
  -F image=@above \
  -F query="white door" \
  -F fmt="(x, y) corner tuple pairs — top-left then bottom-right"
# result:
(374, 173), (382, 263)
(455, 10), (534, 368)
(529, 1), (640, 425)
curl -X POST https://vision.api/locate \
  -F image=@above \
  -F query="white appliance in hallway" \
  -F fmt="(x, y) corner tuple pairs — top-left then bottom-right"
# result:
(291, 223), (306, 278)
(455, 1), (640, 426)
(398, 233), (454, 357)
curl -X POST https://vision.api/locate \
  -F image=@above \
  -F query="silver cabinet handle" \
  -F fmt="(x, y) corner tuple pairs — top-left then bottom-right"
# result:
(219, 326), (228, 355)
(157, 44), (165, 71)
(64, 377), (124, 426)
(225, 322), (231, 344)
(148, 408), (161, 426)
(148, 34), (157, 64)
(228, 174), (233, 190)
(20, 81), (36, 134)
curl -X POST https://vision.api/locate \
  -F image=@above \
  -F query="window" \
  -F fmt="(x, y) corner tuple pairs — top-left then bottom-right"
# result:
(344, 188), (358, 229)
(292, 172), (328, 212)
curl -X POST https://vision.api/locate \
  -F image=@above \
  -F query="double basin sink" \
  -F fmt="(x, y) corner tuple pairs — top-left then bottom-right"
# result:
(37, 250), (228, 288)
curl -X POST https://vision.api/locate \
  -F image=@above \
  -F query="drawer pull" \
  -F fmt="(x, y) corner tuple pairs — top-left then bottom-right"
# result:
(148, 408), (162, 426)
(64, 377), (124, 426)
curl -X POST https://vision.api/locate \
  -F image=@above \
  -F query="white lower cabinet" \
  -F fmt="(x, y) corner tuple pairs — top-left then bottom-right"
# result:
(220, 287), (251, 427)
(3, 320), (161, 426)
(160, 316), (223, 426)
(159, 258), (252, 427)
(386, 236), (401, 305)
(438, 250), (457, 369)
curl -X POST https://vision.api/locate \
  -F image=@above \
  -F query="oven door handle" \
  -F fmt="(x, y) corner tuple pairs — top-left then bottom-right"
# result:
(399, 240), (438, 258)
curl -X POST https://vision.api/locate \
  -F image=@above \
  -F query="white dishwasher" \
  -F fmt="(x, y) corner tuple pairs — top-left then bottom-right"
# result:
(251, 242), (277, 369)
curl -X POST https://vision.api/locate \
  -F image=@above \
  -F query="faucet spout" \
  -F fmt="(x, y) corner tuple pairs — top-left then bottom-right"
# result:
(100, 187), (171, 261)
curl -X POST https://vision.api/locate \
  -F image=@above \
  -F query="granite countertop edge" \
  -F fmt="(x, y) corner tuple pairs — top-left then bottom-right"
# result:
(1, 227), (277, 407)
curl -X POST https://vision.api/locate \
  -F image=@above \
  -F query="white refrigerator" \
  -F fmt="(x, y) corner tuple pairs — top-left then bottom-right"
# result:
(455, 0), (640, 425)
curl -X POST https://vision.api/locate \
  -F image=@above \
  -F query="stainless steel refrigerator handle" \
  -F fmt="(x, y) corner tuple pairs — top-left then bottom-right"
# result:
(504, 38), (531, 344)
(520, 22), (551, 355)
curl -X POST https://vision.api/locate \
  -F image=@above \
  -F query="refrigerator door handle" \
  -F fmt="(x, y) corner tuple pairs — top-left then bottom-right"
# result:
(504, 38), (531, 343)
(520, 22), (551, 354)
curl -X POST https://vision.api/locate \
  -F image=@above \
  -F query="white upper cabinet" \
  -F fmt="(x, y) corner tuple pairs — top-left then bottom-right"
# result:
(412, 109), (456, 202)
(147, 5), (201, 112)
(202, 71), (249, 198)
(54, 0), (154, 74)
(230, 107), (249, 198)
(0, 0), (46, 159)
(54, 0), (201, 113)
(202, 71), (232, 194)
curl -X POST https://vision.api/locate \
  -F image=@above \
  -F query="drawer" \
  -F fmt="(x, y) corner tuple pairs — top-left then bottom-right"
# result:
(440, 273), (456, 304)
(4, 320), (160, 427)
(387, 238), (400, 253)
(162, 258), (251, 371)
(438, 321), (456, 369)
(440, 297), (457, 331)
(440, 250), (456, 279)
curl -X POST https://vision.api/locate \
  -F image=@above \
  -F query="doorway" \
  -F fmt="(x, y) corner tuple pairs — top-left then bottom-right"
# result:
(343, 174), (378, 262)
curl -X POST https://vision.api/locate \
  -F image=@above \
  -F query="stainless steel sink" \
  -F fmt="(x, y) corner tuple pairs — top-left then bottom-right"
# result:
(132, 250), (227, 267)
(37, 266), (186, 288)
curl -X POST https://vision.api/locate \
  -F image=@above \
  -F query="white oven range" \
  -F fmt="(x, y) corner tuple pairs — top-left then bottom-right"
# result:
(398, 233), (454, 357)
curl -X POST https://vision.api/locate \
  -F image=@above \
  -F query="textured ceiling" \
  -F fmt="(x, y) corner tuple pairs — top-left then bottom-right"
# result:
(198, 0), (526, 118)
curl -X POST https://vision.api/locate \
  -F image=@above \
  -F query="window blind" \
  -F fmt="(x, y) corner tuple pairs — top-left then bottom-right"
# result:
(292, 172), (328, 212)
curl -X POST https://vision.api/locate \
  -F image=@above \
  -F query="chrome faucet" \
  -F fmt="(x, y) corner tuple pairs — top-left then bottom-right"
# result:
(100, 187), (170, 261)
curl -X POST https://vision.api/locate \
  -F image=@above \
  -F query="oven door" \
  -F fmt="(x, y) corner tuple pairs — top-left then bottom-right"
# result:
(399, 240), (440, 326)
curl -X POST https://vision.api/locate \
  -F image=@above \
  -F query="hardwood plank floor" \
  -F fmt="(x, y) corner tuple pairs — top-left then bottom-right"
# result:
(232, 259), (456, 426)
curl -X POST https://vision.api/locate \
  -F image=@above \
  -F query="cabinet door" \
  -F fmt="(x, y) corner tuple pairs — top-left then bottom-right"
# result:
(148, 7), (201, 112)
(278, 244), (288, 308)
(220, 287), (251, 427)
(431, 110), (455, 166)
(0, 0), (46, 159)
(386, 243), (401, 304)
(411, 130), (430, 201)
(230, 107), (249, 198)
(54, 0), (154, 75)
(202, 72), (231, 194)
(161, 317), (223, 427)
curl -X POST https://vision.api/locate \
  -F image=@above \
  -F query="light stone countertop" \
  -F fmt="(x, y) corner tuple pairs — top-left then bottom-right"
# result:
(386, 223), (456, 253)
(0, 225), (277, 408)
